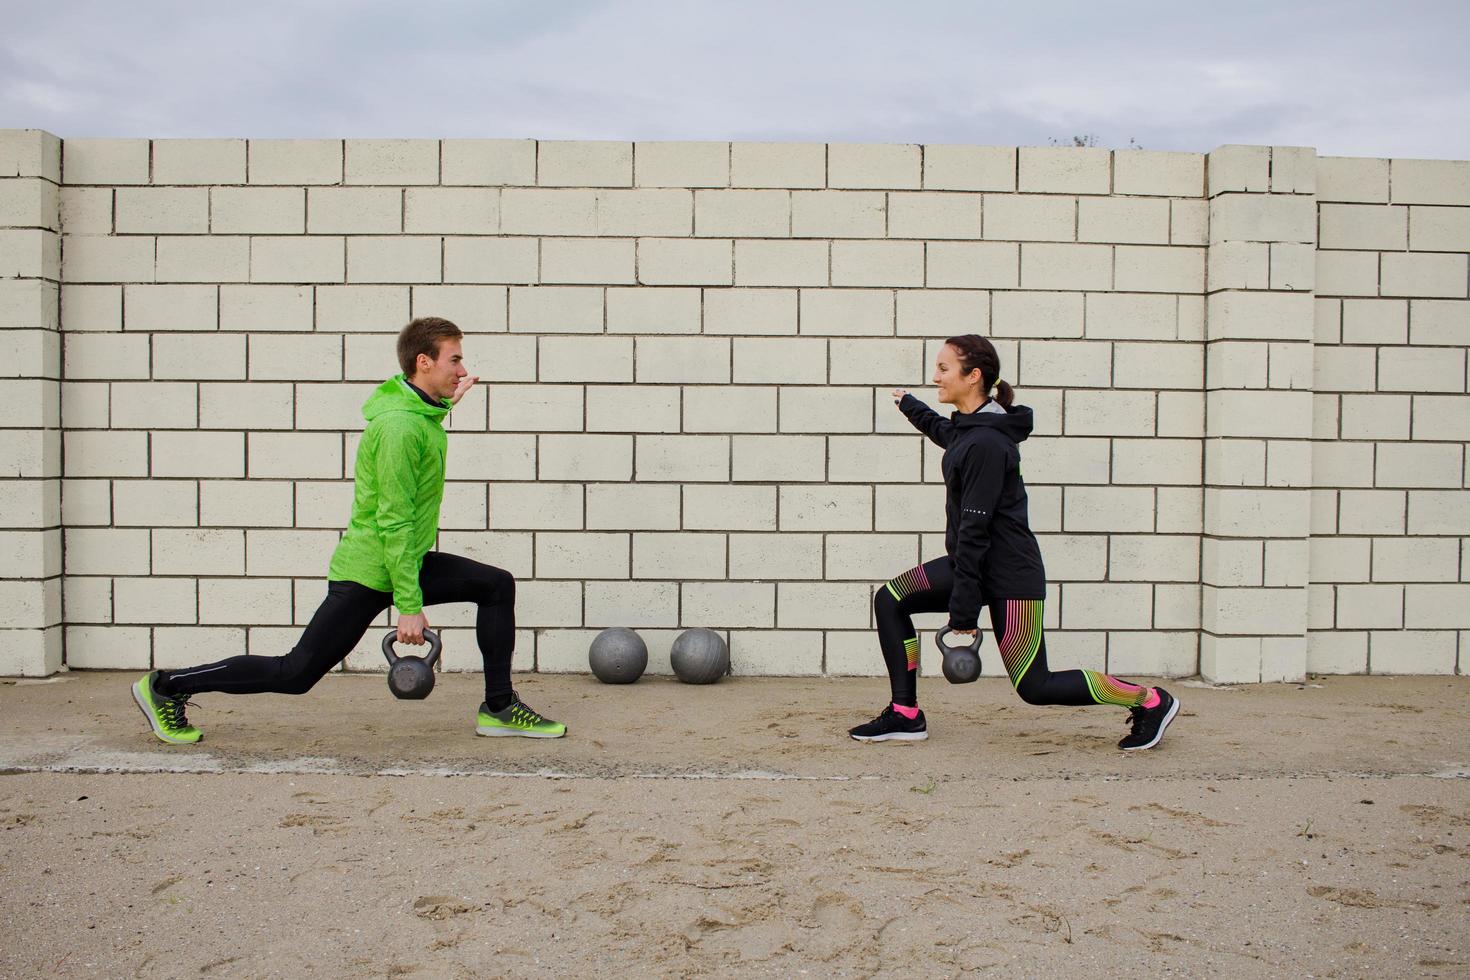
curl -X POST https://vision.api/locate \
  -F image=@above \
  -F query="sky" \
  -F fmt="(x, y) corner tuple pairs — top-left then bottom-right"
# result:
(3, 0), (1469, 159)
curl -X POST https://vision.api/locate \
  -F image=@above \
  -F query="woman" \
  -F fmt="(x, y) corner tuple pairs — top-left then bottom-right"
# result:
(848, 335), (1179, 750)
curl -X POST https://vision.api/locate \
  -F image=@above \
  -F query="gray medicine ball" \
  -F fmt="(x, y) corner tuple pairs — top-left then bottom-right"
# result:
(670, 628), (729, 685)
(588, 627), (648, 684)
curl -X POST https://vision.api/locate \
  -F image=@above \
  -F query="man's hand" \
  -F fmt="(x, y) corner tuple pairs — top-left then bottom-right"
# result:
(891, 388), (908, 404)
(450, 375), (479, 406)
(397, 612), (429, 645)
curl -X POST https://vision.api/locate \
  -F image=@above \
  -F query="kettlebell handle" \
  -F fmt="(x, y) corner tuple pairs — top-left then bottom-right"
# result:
(382, 627), (442, 668)
(935, 626), (982, 653)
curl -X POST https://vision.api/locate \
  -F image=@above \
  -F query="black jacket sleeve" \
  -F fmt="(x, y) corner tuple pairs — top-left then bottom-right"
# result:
(948, 439), (1007, 630)
(898, 394), (954, 448)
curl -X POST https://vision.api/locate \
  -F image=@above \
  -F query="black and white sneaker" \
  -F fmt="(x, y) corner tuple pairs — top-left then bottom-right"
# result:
(848, 705), (928, 742)
(1118, 688), (1179, 751)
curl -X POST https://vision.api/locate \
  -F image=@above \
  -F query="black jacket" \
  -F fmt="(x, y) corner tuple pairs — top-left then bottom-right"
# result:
(899, 394), (1047, 629)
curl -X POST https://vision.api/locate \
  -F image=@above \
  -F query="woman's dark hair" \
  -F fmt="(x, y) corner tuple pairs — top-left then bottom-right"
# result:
(398, 317), (463, 377)
(945, 334), (1014, 408)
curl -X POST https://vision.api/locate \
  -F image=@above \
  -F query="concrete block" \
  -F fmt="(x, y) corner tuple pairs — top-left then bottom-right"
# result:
(1171, 199), (1208, 246)
(829, 338), (924, 385)
(731, 337), (826, 383)
(1369, 629), (1457, 674)
(0, 178), (58, 230)
(347, 236), (441, 284)
(1263, 537), (1309, 586)
(582, 582), (676, 627)
(798, 288), (892, 336)
(1018, 147), (1109, 194)
(639, 238), (732, 286)
(1389, 159), (1470, 206)
(404, 188), (498, 234)
(824, 533), (918, 580)
(440, 139), (535, 186)
(1339, 298), (1407, 345)
(887, 192), (982, 239)
(1111, 438), (1202, 485)
(1339, 394), (1410, 440)
(112, 478), (198, 530)
(63, 138), (149, 185)
(243, 528), (340, 576)
(1063, 486), (1155, 532)
(306, 187), (400, 234)
(1208, 241), (1268, 291)
(442, 237), (537, 285)
(1266, 341), (1313, 391)
(1205, 487), (1312, 538)
(64, 527), (149, 576)
(500, 189), (597, 235)
(314, 285), (409, 334)
(66, 625), (150, 670)
(704, 288), (797, 336)
(1109, 534), (1199, 582)
(1402, 585), (1470, 629)
(61, 235), (152, 283)
(1409, 299), (1470, 346)
(1304, 629), (1366, 673)
(1112, 150), (1204, 197)
(1156, 485), (1204, 533)
(777, 582), (871, 629)
(63, 332), (149, 380)
(199, 381), (293, 430)
(1206, 145), (1270, 196)
(1269, 242), (1315, 292)
(895, 288), (988, 337)
(1017, 339), (1110, 387)
(1206, 291), (1314, 341)
(0, 427), (57, 477)
(155, 235), (249, 283)
(151, 431), (245, 478)
(729, 628), (822, 675)
(595, 189), (692, 236)
(208, 186), (304, 234)
(535, 532), (629, 579)
(1316, 156), (1387, 203)
(541, 238), (635, 285)
(246, 333), (337, 381)
(1107, 631), (1199, 678)
(683, 485), (777, 531)
(1314, 250), (1378, 297)
(1035, 532), (1106, 581)
(538, 141), (631, 187)
(1335, 583), (1404, 629)
(586, 384), (680, 432)
(344, 139), (438, 185)
(513, 581), (583, 628)
(201, 479), (294, 527)
(1036, 436), (1129, 493)
(59, 479), (109, 527)
(683, 385), (775, 433)
(151, 528), (245, 576)
(121, 283), (217, 334)
(634, 141), (728, 188)
(509, 286), (603, 333)
(1373, 536), (1459, 583)
(1319, 203), (1407, 250)
(730, 142), (825, 189)
(1078, 196), (1170, 245)
(438, 434), (534, 482)
(606, 286), (701, 334)
(1379, 346), (1465, 393)
(1408, 205), (1470, 252)
(1310, 441), (1375, 488)
(198, 578), (293, 626)
(983, 194), (1075, 241)
(538, 434), (630, 481)
(1381, 252), (1467, 299)
(0, 478), (59, 530)
(779, 387), (872, 433)
(485, 482), (583, 530)
(1310, 345), (1375, 394)
(1061, 582), (1152, 630)
(151, 139), (244, 185)
(728, 532), (823, 579)
(921, 145), (1014, 191)
(1113, 341), (1201, 389)
(1314, 298), (1342, 344)
(250, 236), (344, 283)
(1412, 394), (1470, 441)
(731, 435), (825, 482)
(586, 483), (680, 530)
(111, 381), (198, 429)
(3, 279), (61, 330)
(1268, 146), (1316, 194)
(1373, 443), (1463, 488)
(695, 189), (789, 237)
(0, 129), (61, 181)
(635, 434), (729, 481)
(734, 240), (826, 287)
(247, 140), (341, 185)
(1021, 242), (1111, 290)
(218, 284), (311, 332)
(926, 241), (1017, 288)
(828, 143), (919, 189)
(1210, 194), (1316, 244)
(778, 485), (871, 531)
(1114, 245), (1205, 293)
(1308, 536), (1370, 584)
(248, 432), (343, 479)
(791, 191), (885, 238)
(983, 290), (1080, 340)
(63, 575), (111, 624)
(632, 532), (725, 579)
(1202, 585), (1308, 636)
(823, 629), (887, 676)
(632, 336), (729, 383)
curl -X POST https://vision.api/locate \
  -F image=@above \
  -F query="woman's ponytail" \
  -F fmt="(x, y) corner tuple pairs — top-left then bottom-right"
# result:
(993, 378), (1014, 409)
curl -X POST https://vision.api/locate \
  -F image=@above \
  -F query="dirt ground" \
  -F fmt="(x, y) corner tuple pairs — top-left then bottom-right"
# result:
(1, 671), (1467, 978)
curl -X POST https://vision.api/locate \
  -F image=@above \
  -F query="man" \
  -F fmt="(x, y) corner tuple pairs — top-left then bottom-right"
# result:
(132, 317), (565, 742)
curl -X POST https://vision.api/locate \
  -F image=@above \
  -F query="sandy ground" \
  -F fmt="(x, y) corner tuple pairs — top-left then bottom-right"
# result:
(1, 671), (1467, 978)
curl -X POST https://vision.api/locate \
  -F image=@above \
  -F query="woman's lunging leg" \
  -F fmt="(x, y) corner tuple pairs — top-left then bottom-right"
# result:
(990, 599), (1154, 708)
(873, 557), (954, 707)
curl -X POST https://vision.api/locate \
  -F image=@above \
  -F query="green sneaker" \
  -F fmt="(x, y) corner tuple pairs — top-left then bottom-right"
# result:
(132, 671), (202, 745)
(475, 693), (566, 739)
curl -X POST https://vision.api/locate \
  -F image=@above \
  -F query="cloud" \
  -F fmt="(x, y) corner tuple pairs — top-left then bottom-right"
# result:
(1, 0), (1466, 158)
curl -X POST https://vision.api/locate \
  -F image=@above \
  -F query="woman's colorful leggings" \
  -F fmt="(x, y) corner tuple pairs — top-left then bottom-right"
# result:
(874, 556), (1150, 709)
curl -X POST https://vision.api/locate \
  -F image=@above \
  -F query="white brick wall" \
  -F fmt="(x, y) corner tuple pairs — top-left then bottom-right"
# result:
(3, 131), (1462, 679)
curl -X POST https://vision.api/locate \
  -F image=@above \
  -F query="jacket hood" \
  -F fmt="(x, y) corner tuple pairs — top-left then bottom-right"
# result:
(362, 375), (450, 423)
(952, 403), (1033, 443)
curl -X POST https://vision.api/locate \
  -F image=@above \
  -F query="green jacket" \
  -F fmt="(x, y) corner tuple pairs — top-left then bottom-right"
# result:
(327, 376), (449, 614)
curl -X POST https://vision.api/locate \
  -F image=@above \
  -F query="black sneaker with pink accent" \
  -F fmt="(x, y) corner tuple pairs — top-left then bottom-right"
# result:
(848, 705), (928, 742)
(1118, 688), (1179, 751)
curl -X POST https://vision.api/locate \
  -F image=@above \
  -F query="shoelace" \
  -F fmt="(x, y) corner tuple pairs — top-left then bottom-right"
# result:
(1126, 706), (1147, 736)
(159, 696), (196, 731)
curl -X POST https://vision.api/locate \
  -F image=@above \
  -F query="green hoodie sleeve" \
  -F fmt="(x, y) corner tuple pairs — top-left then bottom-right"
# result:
(373, 417), (429, 614)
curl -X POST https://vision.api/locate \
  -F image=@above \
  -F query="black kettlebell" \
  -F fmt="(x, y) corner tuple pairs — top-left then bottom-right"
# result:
(382, 628), (442, 700)
(936, 626), (983, 684)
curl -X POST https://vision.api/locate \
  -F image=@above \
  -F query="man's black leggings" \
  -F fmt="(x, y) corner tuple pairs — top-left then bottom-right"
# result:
(157, 552), (517, 708)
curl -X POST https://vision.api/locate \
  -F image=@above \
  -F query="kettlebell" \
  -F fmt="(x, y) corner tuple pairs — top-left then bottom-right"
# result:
(382, 628), (442, 700)
(935, 626), (983, 684)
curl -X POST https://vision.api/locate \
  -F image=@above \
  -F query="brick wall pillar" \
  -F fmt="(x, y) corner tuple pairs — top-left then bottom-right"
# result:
(0, 130), (63, 675)
(1200, 145), (1317, 682)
